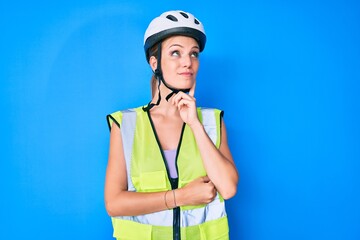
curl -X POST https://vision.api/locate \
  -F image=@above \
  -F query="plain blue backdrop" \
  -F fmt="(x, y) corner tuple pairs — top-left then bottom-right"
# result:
(1, 0), (359, 239)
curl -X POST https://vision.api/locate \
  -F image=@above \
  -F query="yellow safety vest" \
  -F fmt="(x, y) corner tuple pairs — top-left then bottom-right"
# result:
(107, 106), (229, 240)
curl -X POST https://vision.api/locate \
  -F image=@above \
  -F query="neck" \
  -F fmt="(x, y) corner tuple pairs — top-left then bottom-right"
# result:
(150, 86), (180, 117)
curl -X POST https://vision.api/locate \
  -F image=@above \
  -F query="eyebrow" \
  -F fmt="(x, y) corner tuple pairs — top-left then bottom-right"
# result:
(168, 44), (199, 50)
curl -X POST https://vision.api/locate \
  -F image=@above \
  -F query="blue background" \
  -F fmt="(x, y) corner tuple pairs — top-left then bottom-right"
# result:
(1, 0), (359, 239)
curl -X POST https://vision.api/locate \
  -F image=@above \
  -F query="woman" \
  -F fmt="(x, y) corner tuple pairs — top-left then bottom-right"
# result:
(105, 10), (238, 240)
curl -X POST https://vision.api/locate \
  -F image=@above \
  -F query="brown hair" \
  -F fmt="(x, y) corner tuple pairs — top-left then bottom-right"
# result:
(150, 74), (157, 98)
(148, 43), (160, 98)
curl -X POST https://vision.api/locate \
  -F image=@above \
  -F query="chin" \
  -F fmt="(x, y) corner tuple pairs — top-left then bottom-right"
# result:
(181, 79), (195, 89)
(180, 83), (194, 90)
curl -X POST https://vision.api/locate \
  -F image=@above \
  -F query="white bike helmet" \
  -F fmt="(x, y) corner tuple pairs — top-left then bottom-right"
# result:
(144, 10), (206, 61)
(142, 10), (206, 111)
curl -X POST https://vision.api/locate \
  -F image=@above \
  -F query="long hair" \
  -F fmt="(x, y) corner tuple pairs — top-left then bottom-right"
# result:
(150, 74), (157, 98)
(148, 43), (160, 98)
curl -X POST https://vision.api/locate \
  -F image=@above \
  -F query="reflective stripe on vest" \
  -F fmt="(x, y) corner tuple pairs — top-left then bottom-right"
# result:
(112, 216), (229, 240)
(199, 108), (219, 146)
(107, 107), (229, 240)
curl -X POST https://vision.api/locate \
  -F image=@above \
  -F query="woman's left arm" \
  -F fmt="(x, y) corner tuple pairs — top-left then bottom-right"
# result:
(190, 119), (238, 199)
(173, 92), (239, 199)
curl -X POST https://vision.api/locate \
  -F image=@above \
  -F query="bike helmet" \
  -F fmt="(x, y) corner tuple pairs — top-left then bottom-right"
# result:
(142, 10), (206, 111)
(144, 10), (206, 62)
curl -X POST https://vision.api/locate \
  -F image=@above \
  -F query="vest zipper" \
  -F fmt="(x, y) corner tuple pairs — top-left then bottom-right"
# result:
(147, 112), (185, 240)
(171, 178), (180, 240)
(173, 124), (186, 240)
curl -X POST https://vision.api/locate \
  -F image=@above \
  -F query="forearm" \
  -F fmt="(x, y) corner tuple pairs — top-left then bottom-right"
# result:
(106, 190), (178, 217)
(190, 121), (238, 199)
(105, 182), (215, 217)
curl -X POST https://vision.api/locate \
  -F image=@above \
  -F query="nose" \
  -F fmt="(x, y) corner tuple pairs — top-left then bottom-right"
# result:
(181, 54), (192, 68)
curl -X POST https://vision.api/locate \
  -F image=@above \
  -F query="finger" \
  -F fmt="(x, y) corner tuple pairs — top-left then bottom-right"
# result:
(202, 176), (210, 182)
(189, 81), (196, 97)
(211, 190), (217, 200)
(177, 93), (196, 104)
(177, 99), (194, 110)
(172, 92), (188, 106)
(207, 181), (215, 188)
(177, 91), (195, 100)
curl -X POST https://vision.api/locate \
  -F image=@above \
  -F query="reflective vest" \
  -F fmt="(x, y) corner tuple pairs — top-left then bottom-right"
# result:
(107, 106), (229, 240)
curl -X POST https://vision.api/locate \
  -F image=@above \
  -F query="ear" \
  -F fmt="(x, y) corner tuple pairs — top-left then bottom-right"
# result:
(149, 56), (158, 72)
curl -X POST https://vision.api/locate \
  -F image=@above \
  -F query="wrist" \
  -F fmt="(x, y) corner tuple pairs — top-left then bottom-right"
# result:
(174, 188), (185, 207)
(188, 120), (203, 131)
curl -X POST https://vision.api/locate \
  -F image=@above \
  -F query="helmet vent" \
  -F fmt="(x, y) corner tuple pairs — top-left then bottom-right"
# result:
(179, 12), (189, 18)
(194, 18), (200, 25)
(166, 15), (178, 22)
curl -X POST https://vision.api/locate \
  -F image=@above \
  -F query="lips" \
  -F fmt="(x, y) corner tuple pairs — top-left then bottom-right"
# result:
(179, 72), (193, 76)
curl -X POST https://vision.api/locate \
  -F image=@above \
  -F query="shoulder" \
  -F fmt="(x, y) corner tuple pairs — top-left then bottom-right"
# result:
(197, 107), (224, 127)
(197, 107), (224, 118)
(106, 106), (146, 130)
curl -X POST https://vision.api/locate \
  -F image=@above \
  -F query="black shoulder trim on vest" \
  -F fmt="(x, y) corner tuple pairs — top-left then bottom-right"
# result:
(219, 110), (224, 146)
(106, 114), (120, 131)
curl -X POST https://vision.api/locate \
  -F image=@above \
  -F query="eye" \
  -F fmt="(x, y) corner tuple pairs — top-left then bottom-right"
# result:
(191, 51), (199, 58)
(171, 50), (180, 57)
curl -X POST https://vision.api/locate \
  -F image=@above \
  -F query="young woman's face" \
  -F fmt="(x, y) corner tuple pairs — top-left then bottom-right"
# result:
(158, 35), (200, 90)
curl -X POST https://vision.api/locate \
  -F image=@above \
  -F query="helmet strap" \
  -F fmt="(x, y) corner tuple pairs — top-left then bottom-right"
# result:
(143, 42), (191, 112)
